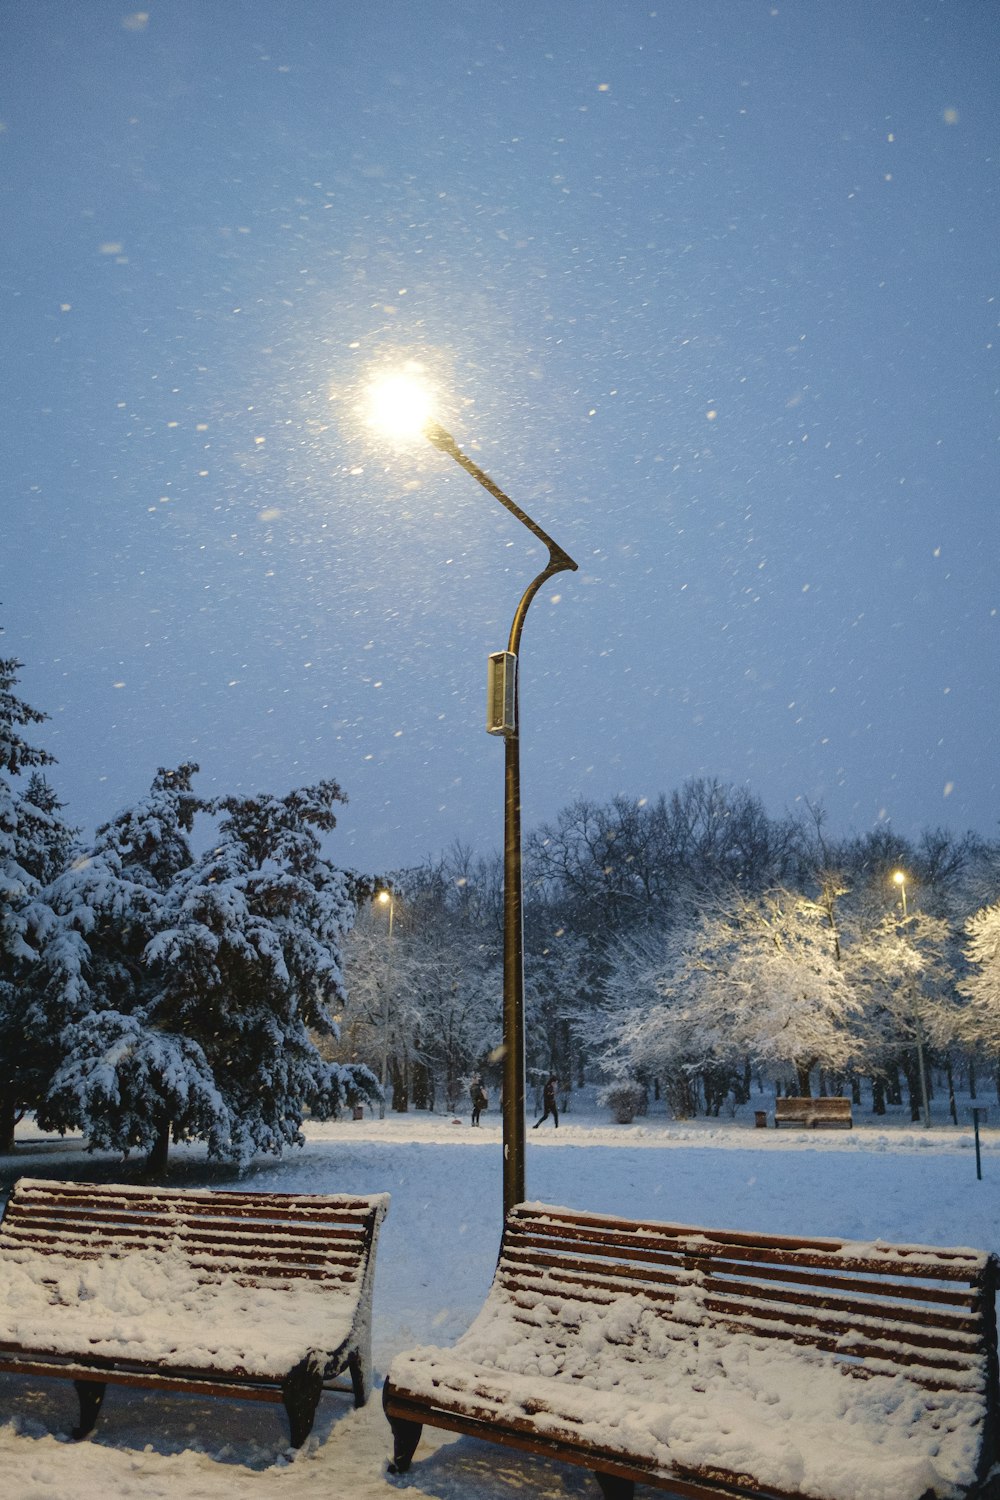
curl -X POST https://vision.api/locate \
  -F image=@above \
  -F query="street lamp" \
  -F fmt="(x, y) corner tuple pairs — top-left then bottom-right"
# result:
(367, 371), (578, 1216)
(892, 869), (908, 919)
(376, 888), (395, 1121)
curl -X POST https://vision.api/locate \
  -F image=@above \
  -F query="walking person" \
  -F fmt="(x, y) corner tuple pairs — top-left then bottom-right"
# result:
(470, 1075), (488, 1127)
(533, 1074), (560, 1129)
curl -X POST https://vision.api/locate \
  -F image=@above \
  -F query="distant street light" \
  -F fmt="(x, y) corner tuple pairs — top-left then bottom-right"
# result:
(376, 888), (395, 1122)
(367, 370), (578, 1216)
(891, 868), (930, 1129)
(892, 869), (908, 919)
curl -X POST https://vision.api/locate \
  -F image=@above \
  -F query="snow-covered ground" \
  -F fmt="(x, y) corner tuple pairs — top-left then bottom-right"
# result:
(2, 1100), (998, 1499)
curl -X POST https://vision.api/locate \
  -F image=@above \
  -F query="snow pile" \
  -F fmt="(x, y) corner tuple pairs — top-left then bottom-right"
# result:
(0, 1239), (361, 1375)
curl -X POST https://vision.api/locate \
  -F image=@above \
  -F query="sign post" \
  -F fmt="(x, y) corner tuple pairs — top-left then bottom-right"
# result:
(966, 1106), (988, 1181)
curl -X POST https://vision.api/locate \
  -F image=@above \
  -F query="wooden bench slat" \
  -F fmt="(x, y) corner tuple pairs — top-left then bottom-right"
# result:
(507, 1203), (988, 1264)
(498, 1267), (986, 1362)
(505, 1216), (989, 1281)
(500, 1241), (983, 1313)
(2, 1219), (366, 1261)
(499, 1247), (985, 1329)
(5, 1200), (370, 1238)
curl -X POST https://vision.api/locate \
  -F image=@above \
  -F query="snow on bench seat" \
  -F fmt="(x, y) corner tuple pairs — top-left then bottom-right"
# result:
(0, 1177), (388, 1447)
(384, 1202), (1000, 1500)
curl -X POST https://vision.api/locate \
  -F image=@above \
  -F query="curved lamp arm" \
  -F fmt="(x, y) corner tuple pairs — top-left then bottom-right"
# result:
(426, 421), (578, 589)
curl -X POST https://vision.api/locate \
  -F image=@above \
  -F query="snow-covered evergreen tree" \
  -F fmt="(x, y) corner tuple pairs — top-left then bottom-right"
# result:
(37, 769), (376, 1171)
(142, 778), (378, 1168)
(0, 645), (74, 1149)
(33, 763), (211, 1164)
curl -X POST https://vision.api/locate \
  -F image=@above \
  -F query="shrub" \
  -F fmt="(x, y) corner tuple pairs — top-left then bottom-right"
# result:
(599, 1081), (645, 1124)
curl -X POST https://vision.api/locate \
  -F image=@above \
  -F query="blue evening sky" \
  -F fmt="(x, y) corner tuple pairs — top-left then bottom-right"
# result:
(2, 1), (997, 872)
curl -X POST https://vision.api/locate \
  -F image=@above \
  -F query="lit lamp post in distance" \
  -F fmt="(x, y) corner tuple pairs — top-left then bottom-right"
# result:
(367, 372), (578, 1217)
(892, 869), (908, 919)
(376, 888), (394, 1121)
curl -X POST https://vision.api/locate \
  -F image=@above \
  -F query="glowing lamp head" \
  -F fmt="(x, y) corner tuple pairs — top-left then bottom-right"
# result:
(892, 870), (906, 887)
(366, 371), (434, 441)
(377, 890), (391, 905)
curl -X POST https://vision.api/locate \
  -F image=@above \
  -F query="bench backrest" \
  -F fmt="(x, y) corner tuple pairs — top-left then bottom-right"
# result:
(498, 1204), (999, 1409)
(0, 1178), (388, 1290)
(775, 1096), (852, 1119)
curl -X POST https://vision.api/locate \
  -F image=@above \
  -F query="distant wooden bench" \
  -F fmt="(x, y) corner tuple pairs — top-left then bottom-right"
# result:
(0, 1177), (388, 1447)
(383, 1201), (999, 1500)
(774, 1095), (853, 1129)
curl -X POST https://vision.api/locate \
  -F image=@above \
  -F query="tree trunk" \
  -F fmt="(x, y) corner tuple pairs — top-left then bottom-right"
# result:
(795, 1060), (814, 1096)
(887, 1064), (903, 1107)
(412, 1060), (431, 1112)
(145, 1115), (171, 1176)
(946, 1054), (958, 1126)
(872, 1074), (886, 1115)
(901, 1052), (922, 1123)
(0, 1089), (18, 1154)
(391, 1058), (409, 1112)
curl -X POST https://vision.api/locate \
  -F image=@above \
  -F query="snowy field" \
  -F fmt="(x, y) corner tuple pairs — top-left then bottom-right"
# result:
(1, 1101), (999, 1500)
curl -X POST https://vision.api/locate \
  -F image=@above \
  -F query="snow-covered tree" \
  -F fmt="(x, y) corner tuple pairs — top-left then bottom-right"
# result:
(340, 851), (502, 1112)
(525, 927), (591, 1090)
(959, 902), (1000, 1056)
(713, 891), (860, 1092)
(33, 763), (207, 1162)
(598, 891), (859, 1114)
(846, 908), (954, 1121)
(595, 924), (705, 1117)
(36, 769), (376, 1171)
(0, 646), (75, 1150)
(140, 779), (377, 1168)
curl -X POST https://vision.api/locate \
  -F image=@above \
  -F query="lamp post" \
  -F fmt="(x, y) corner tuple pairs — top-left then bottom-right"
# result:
(892, 869), (908, 919)
(892, 869), (930, 1129)
(376, 888), (394, 1121)
(367, 373), (578, 1216)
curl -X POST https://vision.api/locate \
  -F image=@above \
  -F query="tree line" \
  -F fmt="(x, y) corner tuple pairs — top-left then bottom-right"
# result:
(335, 785), (1000, 1123)
(5, 625), (1000, 1159)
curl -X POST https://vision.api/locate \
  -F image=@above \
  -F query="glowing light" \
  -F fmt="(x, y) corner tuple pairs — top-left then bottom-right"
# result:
(366, 370), (435, 440)
(892, 870), (906, 887)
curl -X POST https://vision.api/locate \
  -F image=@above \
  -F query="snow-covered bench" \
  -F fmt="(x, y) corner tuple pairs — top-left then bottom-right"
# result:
(0, 1177), (388, 1447)
(383, 1201), (1000, 1500)
(774, 1096), (853, 1129)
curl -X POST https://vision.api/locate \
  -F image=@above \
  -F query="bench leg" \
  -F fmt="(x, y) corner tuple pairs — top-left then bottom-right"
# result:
(72, 1379), (107, 1439)
(595, 1475), (634, 1500)
(385, 1415), (423, 1474)
(347, 1349), (368, 1408)
(281, 1360), (324, 1448)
